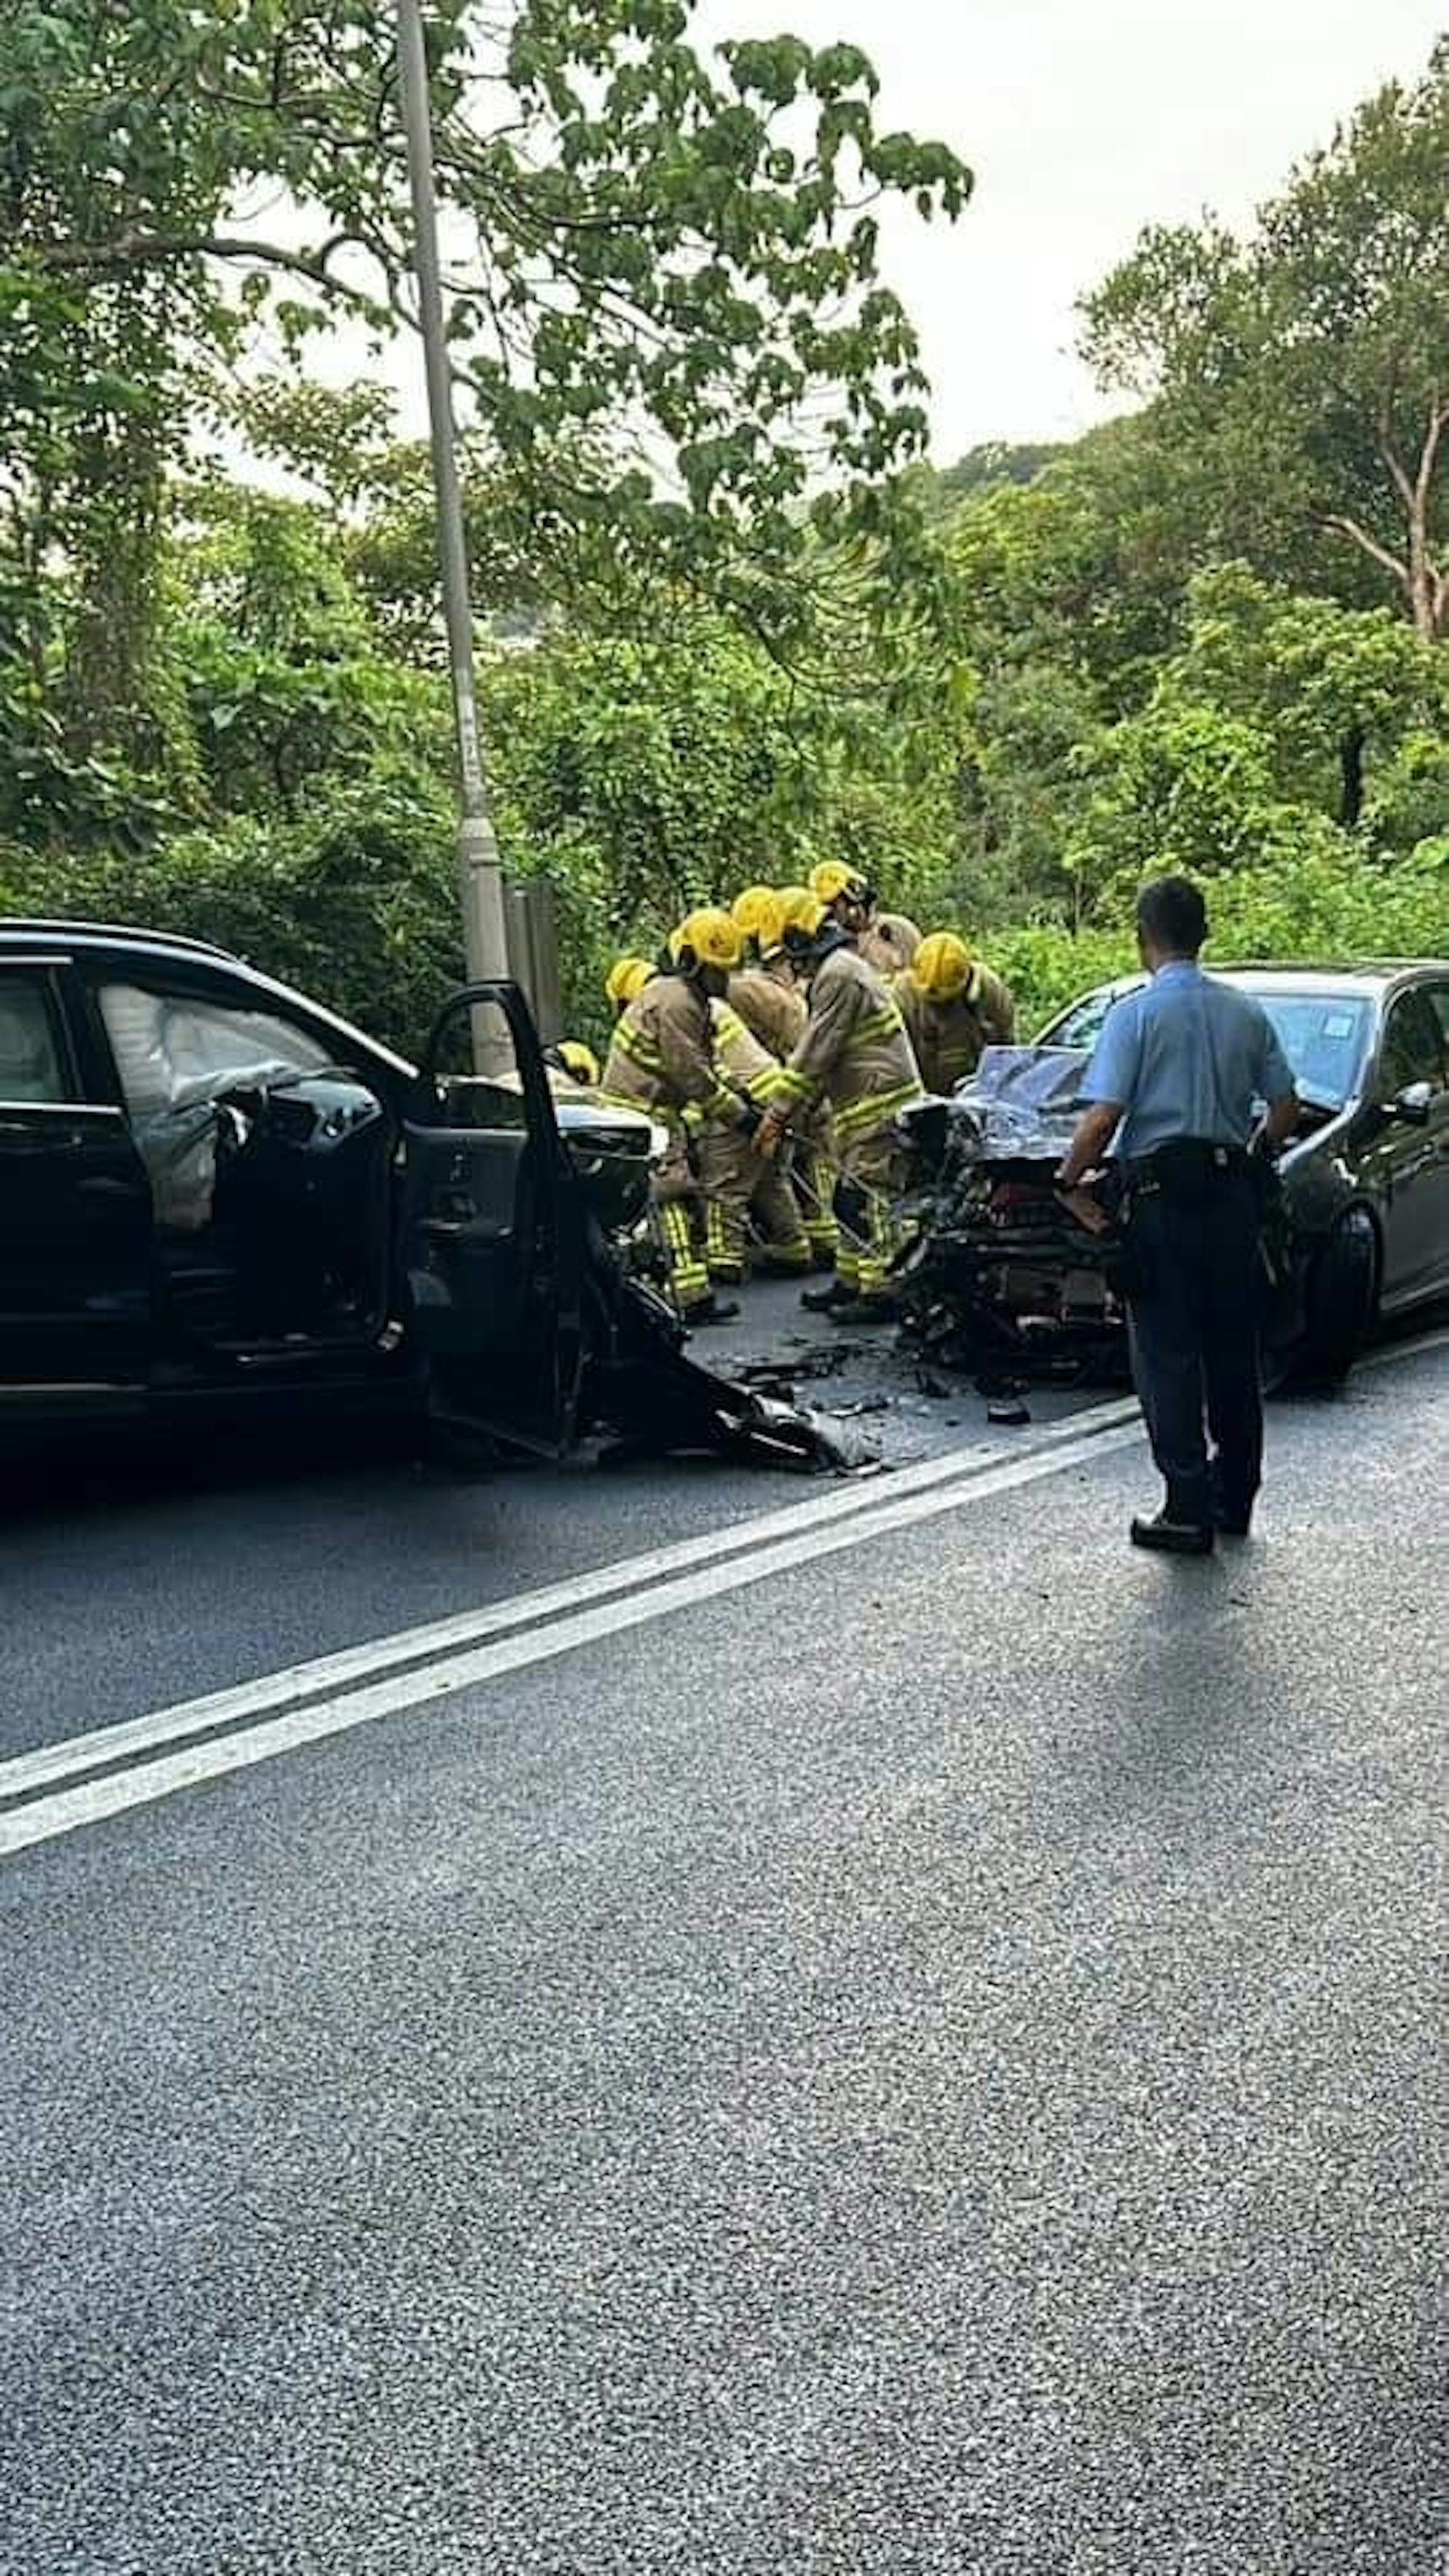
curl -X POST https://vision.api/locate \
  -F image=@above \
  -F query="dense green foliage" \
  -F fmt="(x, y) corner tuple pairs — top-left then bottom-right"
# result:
(1, 13), (1445, 1055)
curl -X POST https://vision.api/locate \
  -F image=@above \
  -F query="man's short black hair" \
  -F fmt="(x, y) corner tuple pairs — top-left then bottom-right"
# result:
(1136, 874), (1208, 956)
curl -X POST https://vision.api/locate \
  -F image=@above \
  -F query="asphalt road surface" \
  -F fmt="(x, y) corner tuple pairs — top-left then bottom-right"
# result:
(2, 1282), (1112, 1763)
(2, 1321), (1445, 2574)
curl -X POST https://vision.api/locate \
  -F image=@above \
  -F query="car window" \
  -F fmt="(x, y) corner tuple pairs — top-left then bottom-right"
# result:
(0, 974), (71, 1103)
(1250, 993), (1373, 1111)
(100, 982), (334, 1116)
(1377, 989), (1447, 1097)
(1425, 983), (1449, 1066)
(1044, 989), (1124, 1050)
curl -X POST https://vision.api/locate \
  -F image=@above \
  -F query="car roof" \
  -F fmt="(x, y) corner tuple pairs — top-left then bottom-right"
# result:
(0, 917), (416, 1076)
(1057, 960), (1447, 1009)
(1217, 961), (1449, 987)
(0, 917), (240, 967)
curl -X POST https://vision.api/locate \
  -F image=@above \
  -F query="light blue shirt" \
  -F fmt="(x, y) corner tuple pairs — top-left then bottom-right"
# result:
(1081, 962), (1294, 1159)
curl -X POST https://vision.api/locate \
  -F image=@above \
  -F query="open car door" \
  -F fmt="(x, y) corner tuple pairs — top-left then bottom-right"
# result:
(397, 982), (587, 1455)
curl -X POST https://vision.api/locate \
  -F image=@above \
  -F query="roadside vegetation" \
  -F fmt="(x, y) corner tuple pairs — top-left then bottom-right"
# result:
(2, 6), (1445, 1051)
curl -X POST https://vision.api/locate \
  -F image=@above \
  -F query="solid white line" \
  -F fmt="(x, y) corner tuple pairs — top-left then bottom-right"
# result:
(6, 1320), (1443, 1856)
(2, 1394), (1140, 1805)
(0, 1416), (1148, 1858)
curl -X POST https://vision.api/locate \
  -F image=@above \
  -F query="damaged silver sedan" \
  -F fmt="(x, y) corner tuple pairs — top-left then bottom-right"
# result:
(895, 964), (1449, 1388)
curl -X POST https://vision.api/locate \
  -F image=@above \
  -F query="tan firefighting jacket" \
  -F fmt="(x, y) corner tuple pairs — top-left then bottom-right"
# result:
(709, 996), (784, 1106)
(860, 912), (922, 977)
(896, 963), (1017, 1096)
(728, 964), (807, 1059)
(601, 974), (737, 1126)
(774, 937), (924, 1148)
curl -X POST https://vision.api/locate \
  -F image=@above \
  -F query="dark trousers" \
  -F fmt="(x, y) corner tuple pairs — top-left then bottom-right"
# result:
(1125, 1171), (1263, 1526)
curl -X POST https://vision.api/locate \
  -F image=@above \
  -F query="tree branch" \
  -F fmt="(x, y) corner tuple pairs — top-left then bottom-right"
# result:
(25, 229), (406, 331)
(1319, 512), (1411, 592)
(1376, 420), (1417, 513)
(1414, 390), (1447, 513)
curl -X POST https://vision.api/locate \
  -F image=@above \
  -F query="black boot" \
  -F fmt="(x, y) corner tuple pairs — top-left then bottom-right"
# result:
(827, 1292), (900, 1328)
(688, 1295), (740, 1328)
(1130, 1511), (1214, 1556)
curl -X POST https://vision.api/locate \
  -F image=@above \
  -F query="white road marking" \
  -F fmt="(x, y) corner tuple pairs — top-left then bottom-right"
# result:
(2, 1412), (1146, 1859)
(5, 1324), (1444, 1863)
(2, 1394), (1140, 1807)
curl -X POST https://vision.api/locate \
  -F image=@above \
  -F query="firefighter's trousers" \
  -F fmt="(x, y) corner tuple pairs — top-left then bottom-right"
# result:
(650, 1130), (712, 1315)
(834, 1128), (911, 1298)
(792, 1144), (840, 1263)
(697, 1127), (812, 1285)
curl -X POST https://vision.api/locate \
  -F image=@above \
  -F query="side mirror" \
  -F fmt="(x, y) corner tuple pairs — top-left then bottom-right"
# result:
(1383, 1079), (1434, 1128)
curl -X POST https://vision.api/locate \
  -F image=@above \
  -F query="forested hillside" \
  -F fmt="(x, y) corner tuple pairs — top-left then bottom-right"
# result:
(2, 5), (1444, 1049)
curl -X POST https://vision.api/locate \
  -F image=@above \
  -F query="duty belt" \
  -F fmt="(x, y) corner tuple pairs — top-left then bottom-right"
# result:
(1125, 1138), (1248, 1183)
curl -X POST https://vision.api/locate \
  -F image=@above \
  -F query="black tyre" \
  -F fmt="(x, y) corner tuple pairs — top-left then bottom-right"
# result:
(1293, 1208), (1379, 1388)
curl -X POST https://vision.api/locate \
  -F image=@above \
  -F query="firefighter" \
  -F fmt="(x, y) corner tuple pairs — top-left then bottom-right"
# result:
(730, 888), (840, 1270)
(698, 989), (814, 1285)
(728, 886), (807, 1056)
(605, 955), (654, 1017)
(599, 909), (755, 1327)
(756, 895), (926, 1323)
(897, 931), (1017, 1096)
(809, 860), (922, 979)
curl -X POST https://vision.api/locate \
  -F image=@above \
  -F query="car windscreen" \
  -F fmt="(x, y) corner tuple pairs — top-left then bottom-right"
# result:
(1239, 988), (1374, 1112)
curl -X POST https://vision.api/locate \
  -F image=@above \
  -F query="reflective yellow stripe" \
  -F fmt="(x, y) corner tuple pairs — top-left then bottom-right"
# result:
(658, 1201), (710, 1307)
(848, 1004), (907, 1048)
(776, 1066), (818, 1106)
(614, 1020), (665, 1075)
(598, 1085), (667, 1122)
(833, 1081), (924, 1140)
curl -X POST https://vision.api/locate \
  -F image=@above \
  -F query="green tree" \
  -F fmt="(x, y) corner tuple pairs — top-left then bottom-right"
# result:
(1172, 564), (1446, 829)
(2, 0), (971, 779)
(168, 482), (453, 816)
(1081, 39), (1449, 637)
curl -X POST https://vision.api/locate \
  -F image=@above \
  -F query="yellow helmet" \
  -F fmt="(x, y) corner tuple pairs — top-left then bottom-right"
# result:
(674, 906), (744, 972)
(810, 860), (872, 909)
(605, 954), (653, 1008)
(731, 885), (778, 943)
(775, 891), (829, 958)
(556, 1039), (601, 1086)
(765, 885), (822, 947)
(911, 931), (973, 1003)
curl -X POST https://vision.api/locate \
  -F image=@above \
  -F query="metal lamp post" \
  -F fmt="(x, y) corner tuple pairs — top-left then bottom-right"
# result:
(395, 0), (512, 1059)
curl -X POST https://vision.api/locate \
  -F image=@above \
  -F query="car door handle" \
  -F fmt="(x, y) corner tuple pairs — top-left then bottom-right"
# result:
(78, 1174), (137, 1198)
(419, 1216), (469, 1239)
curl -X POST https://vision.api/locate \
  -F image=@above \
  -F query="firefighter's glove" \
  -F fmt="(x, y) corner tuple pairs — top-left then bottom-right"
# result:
(754, 1107), (789, 1160)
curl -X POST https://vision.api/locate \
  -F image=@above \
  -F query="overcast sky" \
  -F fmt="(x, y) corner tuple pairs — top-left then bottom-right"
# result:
(251, 2), (1444, 470)
(691, 0), (1445, 457)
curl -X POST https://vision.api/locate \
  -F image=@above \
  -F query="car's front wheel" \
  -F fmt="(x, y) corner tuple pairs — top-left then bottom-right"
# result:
(1294, 1207), (1380, 1387)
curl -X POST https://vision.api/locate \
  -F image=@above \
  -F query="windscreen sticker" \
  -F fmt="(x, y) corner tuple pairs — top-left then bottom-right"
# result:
(1320, 1012), (1356, 1039)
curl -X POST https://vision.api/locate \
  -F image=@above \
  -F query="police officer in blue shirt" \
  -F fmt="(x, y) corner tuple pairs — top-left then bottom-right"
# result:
(1056, 877), (1299, 1553)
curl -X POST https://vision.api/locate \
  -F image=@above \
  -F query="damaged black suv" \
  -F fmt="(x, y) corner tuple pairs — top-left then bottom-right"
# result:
(0, 919), (820, 1467)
